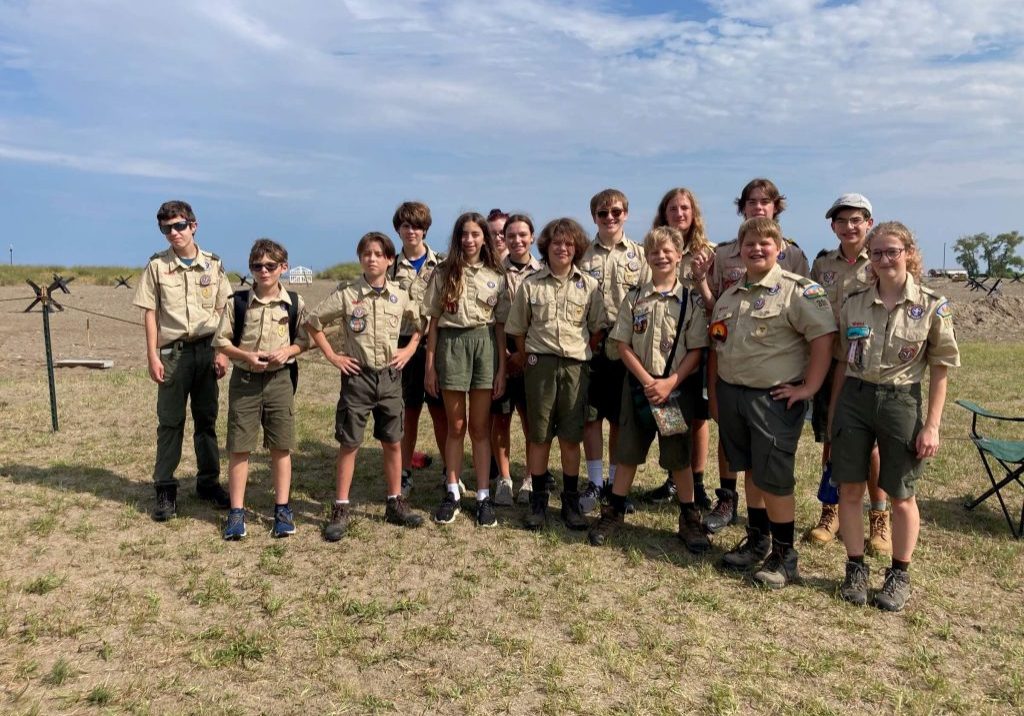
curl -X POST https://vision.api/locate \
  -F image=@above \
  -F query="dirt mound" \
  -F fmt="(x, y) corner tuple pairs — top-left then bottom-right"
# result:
(951, 295), (1024, 342)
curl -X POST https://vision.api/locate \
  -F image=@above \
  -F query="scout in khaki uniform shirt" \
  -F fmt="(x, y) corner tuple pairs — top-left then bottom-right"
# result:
(805, 194), (892, 552)
(588, 226), (711, 552)
(492, 214), (545, 507)
(830, 222), (959, 612)
(213, 239), (309, 540)
(306, 232), (427, 542)
(577, 188), (651, 513)
(505, 217), (608, 531)
(133, 200), (232, 522)
(423, 212), (511, 528)
(640, 187), (718, 511)
(708, 217), (836, 589)
(390, 201), (447, 497)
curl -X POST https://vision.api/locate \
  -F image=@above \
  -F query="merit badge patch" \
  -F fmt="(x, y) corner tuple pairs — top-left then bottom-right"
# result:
(936, 301), (952, 318)
(898, 345), (917, 362)
(352, 306), (366, 319)
(822, 271), (836, 286)
(627, 260), (640, 271)
(349, 317), (367, 333)
(633, 313), (649, 334)
(908, 304), (925, 320)
(767, 283), (781, 295)
(753, 297), (766, 310)
(626, 250), (636, 260)
(802, 284), (826, 299)
(199, 274), (211, 286)
(527, 354), (538, 366)
(710, 320), (728, 342)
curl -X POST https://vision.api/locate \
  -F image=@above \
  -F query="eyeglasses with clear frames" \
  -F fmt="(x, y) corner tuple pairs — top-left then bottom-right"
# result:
(833, 217), (867, 228)
(869, 247), (904, 262)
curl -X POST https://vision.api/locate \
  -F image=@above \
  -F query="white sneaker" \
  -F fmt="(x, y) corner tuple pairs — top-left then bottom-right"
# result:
(516, 477), (533, 504)
(494, 478), (514, 506)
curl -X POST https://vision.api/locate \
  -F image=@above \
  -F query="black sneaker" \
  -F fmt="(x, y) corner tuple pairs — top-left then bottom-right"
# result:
(678, 505), (711, 554)
(642, 476), (677, 504)
(752, 542), (801, 589)
(385, 496), (423, 527)
(524, 490), (549, 531)
(324, 503), (351, 542)
(693, 481), (713, 512)
(196, 482), (230, 509)
(721, 527), (771, 570)
(400, 469), (413, 498)
(476, 497), (497, 528)
(874, 567), (912, 612)
(588, 505), (624, 546)
(152, 485), (177, 522)
(560, 491), (588, 531)
(434, 492), (461, 525)
(840, 560), (870, 606)
(703, 488), (738, 533)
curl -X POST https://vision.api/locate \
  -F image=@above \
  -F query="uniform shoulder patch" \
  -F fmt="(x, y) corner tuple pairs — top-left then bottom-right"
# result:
(935, 300), (953, 318)
(802, 283), (827, 299)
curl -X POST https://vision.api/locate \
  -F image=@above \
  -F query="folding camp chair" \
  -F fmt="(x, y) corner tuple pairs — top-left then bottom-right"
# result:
(956, 400), (1024, 538)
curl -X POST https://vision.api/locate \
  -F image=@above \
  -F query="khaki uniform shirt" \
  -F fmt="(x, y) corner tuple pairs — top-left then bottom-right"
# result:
(710, 263), (836, 389)
(133, 245), (232, 346)
(212, 285), (310, 371)
(502, 254), (542, 303)
(710, 238), (810, 298)
(837, 275), (960, 386)
(422, 263), (511, 328)
(390, 245), (443, 336)
(610, 281), (709, 377)
(306, 277), (419, 371)
(579, 235), (651, 358)
(811, 246), (873, 322)
(504, 266), (608, 361)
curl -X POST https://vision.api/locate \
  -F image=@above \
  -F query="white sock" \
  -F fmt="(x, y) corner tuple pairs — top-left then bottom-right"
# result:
(387, 494), (400, 501)
(587, 460), (604, 486)
(477, 488), (490, 501)
(335, 499), (349, 506)
(446, 482), (460, 497)
(608, 464), (617, 483)
(520, 476), (533, 488)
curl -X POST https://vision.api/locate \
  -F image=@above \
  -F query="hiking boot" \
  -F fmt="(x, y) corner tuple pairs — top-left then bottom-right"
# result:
(196, 481), (230, 509)
(476, 497), (497, 528)
(411, 451), (432, 469)
(721, 527), (771, 570)
(152, 485), (177, 522)
(703, 488), (738, 533)
(545, 472), (557, 491)
(678, 505), (711, 554)
(516, 477), (533, 505)
(324, 503), (351, 542)
(579, 481), (602, 514)
(601, 483), (635, 514)
(642, 476), (677, 504)
(494, 478), (514, 507)
(385, 496), (423, 528)
(524, 490), (549, 531)
(272, 505), (296, 538)
(223, 508), (247, 540)
(874, 567), (912, 612)
(752, 542), (801, 589)
(400, 469), (413, 498)
(693, 481), (713, 512)
(867, 509), (892, 556)
(840, 560), (870, 606)
(560, 491), (588, 531)
(434, 492), (461, 524)
(806, 503), (840, 544)
(588, 504), (624, 546)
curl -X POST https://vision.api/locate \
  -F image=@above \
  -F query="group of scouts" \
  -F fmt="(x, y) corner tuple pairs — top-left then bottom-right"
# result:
(133, 178), (960, 612)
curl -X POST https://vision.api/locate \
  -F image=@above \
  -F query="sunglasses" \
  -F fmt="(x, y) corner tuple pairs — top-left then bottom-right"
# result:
(596, 208), (624, 220)
(159, 220), (191, 235)
(250, 262), (281, 273)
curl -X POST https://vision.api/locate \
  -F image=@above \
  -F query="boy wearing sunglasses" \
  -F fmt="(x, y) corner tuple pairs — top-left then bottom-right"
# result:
(133, 200), (232, 521)
(578, 189), (650, 514)
(212, 239), (309, 539)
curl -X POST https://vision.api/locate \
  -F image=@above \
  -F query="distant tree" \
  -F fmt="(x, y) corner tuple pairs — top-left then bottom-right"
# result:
(953, 231), (1024, 277)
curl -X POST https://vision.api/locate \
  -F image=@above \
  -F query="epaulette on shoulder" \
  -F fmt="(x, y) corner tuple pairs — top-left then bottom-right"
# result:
(335, 278), (353, 291)
(919, 285), (943, 301)
(848, 285), (872, 298)
(206, 251), (222, 262)
(815, 248), (829, 259)
(149, 252), (162, 262)
(785, 238), (801, 248)
(434, 252), (447, 262)
(791, 272), (817, 287)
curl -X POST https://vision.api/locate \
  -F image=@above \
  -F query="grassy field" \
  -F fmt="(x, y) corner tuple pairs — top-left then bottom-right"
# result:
(1, 343), (1022, 714)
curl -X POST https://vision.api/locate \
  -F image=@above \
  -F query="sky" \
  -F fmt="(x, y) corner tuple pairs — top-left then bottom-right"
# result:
(2, 0), (1023, 274)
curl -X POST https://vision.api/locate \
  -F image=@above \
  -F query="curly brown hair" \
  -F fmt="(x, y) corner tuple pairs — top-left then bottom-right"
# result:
(867, 221), (923, 282)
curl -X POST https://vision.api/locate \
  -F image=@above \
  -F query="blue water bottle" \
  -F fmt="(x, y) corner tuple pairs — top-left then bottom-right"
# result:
(816, 461), (839, 504)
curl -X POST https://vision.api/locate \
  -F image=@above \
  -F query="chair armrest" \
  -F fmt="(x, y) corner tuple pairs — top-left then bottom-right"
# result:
(956, 400), (1024, 422)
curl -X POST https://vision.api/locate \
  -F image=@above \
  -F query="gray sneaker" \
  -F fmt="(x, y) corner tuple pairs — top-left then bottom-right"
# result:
(874, 567), (911, 612)
(840, 560), (870, 606)
(494, 478), (514, 506)
(579, 481), (602, 514)
(516, 477), (533, 505)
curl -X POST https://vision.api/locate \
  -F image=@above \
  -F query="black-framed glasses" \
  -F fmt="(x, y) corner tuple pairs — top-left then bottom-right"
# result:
(869, 247), (905, 262)
(596, 208), (624, 220)
(250, 262), (280, 273)
(159, 220), (191, 235)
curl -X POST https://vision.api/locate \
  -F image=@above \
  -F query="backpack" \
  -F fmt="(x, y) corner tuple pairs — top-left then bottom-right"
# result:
(232, 290), (299, 393)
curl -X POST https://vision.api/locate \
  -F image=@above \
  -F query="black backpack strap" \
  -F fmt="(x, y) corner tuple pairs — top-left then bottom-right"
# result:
(231, 290), (251, 347)
(286, 290), (299, 393)
(661, 288), (689, 379)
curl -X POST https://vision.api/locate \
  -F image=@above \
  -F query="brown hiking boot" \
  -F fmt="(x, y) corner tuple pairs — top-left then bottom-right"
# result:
(524, 490), (549, 531)
(867, 509), (892, 556)
(805, 503), (840, 544)
(678, 505), (711, 554)
(721, 527), (771, 570)
(385, 496), (424, 528)
(588, 505), (624, 546)
(324, 503), (351, 542)
(560, 491), (588, 531)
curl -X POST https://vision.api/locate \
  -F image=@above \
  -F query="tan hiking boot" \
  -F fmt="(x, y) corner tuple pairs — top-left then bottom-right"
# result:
(805, 503), (840, 544)
(867, 508), (892, 556)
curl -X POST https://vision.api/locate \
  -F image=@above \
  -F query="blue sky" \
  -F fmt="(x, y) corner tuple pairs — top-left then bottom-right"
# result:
(1, 0), (1023, 274)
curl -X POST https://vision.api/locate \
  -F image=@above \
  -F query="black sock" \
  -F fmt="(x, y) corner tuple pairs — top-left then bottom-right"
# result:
(721, 477), (738, 493)
(609, 492), (627, 514)
(892, 559), (910, 572)
(748, 507), (770, 534)
(849, 554), (865, 564)
(531, 473), (549, 493)
(275, 503), (288, 510)
(769, 520), (795, 546)
(563, 473), (579, 493)
(678, 501), (695, 513)
(693, 471), (705, 486)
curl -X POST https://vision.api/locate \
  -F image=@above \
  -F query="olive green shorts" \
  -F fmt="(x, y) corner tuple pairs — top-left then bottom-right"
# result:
(335, 367), (404, 448)
(524, 354), (587, 444)
(437, 325), (497, 392)
(716, 379), (807, 496)
(617, 376), (691, 469)
(830, 378), (924, 499)
(227, 367), (295, 453)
